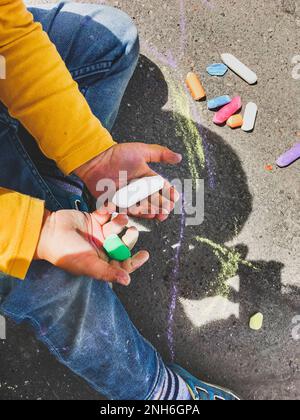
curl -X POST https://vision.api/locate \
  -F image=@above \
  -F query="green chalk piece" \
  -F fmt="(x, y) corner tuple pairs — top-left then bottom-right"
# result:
(249, 313), (263, 331)
(103, 234), (131, 262)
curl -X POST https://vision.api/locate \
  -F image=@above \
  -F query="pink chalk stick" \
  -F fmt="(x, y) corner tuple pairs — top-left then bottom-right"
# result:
(213, 96), (242, 125)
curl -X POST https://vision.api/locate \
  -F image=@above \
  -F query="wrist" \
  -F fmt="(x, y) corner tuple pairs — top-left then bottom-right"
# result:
(34, 209), (52, 260)
(75, 146), (114, 181)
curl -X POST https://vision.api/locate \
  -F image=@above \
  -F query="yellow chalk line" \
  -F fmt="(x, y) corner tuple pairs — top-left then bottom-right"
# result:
(195, 236), (257, 297)
(162, 67), (205, 183)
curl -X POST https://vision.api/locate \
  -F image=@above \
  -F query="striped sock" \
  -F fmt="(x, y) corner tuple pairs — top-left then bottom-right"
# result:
(155, 367), (192, 400)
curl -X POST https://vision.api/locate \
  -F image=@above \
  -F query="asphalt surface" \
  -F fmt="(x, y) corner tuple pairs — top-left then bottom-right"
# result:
(0, 0), (299, 400)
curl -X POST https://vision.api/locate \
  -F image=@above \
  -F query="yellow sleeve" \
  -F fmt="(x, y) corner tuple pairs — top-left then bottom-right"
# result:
(0, 0), (116, 174)
(0, 188), (44, 280)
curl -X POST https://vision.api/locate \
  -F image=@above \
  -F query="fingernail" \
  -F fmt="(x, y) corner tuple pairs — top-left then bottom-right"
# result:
(176, 153), (183, 162)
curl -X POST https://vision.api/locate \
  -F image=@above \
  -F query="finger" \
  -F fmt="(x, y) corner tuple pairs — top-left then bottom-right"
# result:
(146, 169), (181, 203)
(95, 202), (117, 216)
(140, 144), (182, 165)
(92, 208), (112, 225)
(121, 251), (150, 273)
(128, 201), (157, 219)
(103, 214), (129, 238)
(149, 192), (175, 214)
(122, 227), (139, 250)
(162, 182), (181, 204)
(62, 252), (131, 286)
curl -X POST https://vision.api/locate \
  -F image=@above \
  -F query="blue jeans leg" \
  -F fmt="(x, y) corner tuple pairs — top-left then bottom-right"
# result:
(0, 2), (166, 400)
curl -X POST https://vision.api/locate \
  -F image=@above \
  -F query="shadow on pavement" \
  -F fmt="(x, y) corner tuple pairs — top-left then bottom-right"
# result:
(114, 56), (299, 400)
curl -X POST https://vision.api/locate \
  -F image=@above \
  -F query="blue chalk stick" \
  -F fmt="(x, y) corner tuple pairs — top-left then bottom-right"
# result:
(207, 95), (232, 110)
(207, 63), (228, 77)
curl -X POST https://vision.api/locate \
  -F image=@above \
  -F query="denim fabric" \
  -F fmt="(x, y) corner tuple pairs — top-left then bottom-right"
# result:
(0, 2), (166, 400)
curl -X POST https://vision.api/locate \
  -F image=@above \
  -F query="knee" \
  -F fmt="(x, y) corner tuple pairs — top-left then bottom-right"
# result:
(102, 7), (140, 68)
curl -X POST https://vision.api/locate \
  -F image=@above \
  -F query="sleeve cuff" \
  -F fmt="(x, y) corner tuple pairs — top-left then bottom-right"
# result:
(9, 196), (45, 280)
(57, 132), (117, 175)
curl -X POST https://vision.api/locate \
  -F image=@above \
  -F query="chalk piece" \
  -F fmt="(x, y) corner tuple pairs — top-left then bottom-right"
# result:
(213, 96), (242, 125)
(122, 228), (139, 250)
(207, 95), (231, 110)
(103, 234), (131, 262)
(186, 72), (206, 101)
(206, 63), (228, 76)
(227, 114), (243, 128)
(265, 164), (274, 172)
(221, 53), (258, 85)
(249, 313), (263, 331)
(112, 176), (164, 209)
(276, 143), (300, 168)
(242, 102), (258, 132)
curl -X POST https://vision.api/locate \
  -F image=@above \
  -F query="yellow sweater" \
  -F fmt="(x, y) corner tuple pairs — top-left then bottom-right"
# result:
(0, 0), (116, 279)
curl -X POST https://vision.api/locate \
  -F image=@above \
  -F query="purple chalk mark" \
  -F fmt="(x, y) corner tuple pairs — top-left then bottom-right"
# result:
(276, 143), (300, 168)
(179, 0), (187, 55)
(201, 0), (215, 9)
(141, 41), (177, 68)
(167, 195), (186, 361)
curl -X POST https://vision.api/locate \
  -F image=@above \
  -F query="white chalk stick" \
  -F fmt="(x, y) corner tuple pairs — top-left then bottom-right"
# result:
(242, 102), (258, 132)
(112, 176), (165, 209)
(221, 53), (258, 85)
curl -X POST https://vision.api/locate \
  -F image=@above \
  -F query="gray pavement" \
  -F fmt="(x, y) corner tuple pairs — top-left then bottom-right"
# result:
(0, 0), (299, 400)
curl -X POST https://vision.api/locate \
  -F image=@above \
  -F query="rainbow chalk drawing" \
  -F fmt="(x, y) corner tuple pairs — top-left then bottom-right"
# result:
(144, 0), (220, 359)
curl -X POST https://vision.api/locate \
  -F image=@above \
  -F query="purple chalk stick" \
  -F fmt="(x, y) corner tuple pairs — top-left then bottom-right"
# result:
(276, 143), (300, 168)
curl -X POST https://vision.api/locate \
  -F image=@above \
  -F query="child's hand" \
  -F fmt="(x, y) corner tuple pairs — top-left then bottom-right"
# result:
(75, 143), (182, 222)
(34, 209), (149, 286)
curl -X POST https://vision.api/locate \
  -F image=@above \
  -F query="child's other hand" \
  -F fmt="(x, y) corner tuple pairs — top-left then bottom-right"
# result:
(75, 143), (182, 222)
(34, 209), (149, 286)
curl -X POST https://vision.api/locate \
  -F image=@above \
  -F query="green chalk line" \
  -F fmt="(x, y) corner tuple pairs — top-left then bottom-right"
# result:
(195, 236), (258, 297)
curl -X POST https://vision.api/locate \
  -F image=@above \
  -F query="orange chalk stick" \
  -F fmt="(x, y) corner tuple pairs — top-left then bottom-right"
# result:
(227, 114), (243, 128)
(186, 72), (206, 101)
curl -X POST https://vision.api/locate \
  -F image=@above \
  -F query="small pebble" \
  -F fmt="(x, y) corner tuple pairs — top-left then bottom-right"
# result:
(265, 164), (274, 171)
(249, 313), (264, 331)
(206, 63), (228, 77)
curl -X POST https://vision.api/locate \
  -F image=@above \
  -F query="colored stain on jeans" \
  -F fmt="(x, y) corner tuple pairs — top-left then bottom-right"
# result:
(195, 237), (257, 297)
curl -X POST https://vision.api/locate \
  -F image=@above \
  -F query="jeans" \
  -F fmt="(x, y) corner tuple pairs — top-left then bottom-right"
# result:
(0, 2), (166, 400)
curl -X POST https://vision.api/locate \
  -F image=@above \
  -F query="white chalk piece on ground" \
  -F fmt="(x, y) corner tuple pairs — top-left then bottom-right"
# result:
(242, 102), (258, 132)
(221, 53), (258, 85)
(112, 176), (165, 209)
(249, 313), (264, 331)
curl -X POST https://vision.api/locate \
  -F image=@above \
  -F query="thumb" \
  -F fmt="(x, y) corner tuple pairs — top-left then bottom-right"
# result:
(141, 144), (182, 165)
